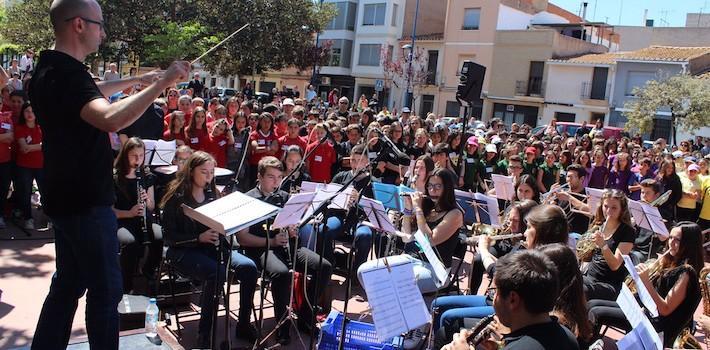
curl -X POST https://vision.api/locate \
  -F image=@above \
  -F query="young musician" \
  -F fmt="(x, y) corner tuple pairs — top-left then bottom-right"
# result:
(360, 167), (463, 294)
(247, 112), (279, 182)
(160, 151), (259, 346)
(553, 164), (589, 235)
(588, 222), (703, 347)
(628, 179), (669, 265)
(409, 155), (435, 192)
(582, 189), (636, 301)
(435, 204), (568, 344)
(112, 137), (162, 293)
(279, 145), (310, 192)
(443, 250), (579, 350)
(14, 101), (44, 229)
(237, 156), (332, 345)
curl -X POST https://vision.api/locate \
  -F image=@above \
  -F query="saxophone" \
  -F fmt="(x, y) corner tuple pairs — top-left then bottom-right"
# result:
(670, 266), (710, 349)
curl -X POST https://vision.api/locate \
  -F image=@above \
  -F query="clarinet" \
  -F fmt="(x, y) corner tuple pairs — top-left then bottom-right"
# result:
(135, 167), (150, 243)
(266, 192), (292, 269)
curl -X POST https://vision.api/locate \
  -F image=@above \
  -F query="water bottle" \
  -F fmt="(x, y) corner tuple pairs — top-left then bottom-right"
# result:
(145, 298), (159, 338)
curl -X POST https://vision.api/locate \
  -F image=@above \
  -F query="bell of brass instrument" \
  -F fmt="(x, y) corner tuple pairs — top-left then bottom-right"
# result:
(670, 267), (710, 349)
(623, 258), (661, 295)
(700, 267), (710, 316)
(672, 328), (702, 349)
(650, 190), (672, 207)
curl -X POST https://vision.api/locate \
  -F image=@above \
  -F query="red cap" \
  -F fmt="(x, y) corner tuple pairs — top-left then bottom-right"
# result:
(525, 146), (537, 155)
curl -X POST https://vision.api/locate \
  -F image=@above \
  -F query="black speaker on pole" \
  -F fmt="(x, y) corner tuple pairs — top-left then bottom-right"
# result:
(456, 61), (486, 105)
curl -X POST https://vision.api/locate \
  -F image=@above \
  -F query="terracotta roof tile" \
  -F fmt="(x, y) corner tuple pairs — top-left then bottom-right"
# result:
(549, 52), (625, 64)
(619, 46), (710, 62)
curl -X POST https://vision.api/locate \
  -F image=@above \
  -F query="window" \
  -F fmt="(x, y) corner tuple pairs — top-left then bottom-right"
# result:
(554, 112), (576, 123)
(319, 39), (353, 68)
(358, 44), (381, 66)
(327, 2), (357, 30)
(527, 61), (544, 96)
(426, 50), (438, 85)
(625, 71), (655, 96)
(590, 67), (608, 100)
(445, 101), (461, 117)
(651, 117), (672, 141)
(421, 95), (435, 116)
(363, 3), (386, 26)
(462, 8), (480, 30)
(391, 3), (398, 26)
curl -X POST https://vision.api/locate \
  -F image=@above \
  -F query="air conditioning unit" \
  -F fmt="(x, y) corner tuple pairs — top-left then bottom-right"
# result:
(321, 76), (331, 86)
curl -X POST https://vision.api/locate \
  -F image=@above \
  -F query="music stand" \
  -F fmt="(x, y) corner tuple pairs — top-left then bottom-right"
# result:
(490, 174), (514, 202)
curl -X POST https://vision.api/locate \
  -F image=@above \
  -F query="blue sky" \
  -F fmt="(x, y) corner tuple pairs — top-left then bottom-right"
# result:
(552, 0), (709, 26)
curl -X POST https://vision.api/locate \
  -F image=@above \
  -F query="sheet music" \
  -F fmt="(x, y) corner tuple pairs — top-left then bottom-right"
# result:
(640, 204), (669, 238)
(490, 174), (514, 201)
(616, 284), (664, 350)
(585, 188), (605, 214)
(182, 191), (280, 235)
(413, 230), (448, 286)
(359, 196), (399, 234)
(622, 255), (659, 317)
(143, 139), (176, 166)
(272, 192), (316, 229)
(301, 181), (354, 210)
(372, 182), (413, 211)
(360, 260), (430, 342)
(628, 200), (651, 231)
(475, 192), (501, 228)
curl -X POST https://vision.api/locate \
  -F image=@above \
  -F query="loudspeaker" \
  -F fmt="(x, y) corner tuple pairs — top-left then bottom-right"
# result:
(456, 61), (486, 105)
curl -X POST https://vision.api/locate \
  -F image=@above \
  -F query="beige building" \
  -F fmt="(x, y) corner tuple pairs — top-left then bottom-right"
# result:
(485, 29), (607, 126)
(614, 25), (710, 51)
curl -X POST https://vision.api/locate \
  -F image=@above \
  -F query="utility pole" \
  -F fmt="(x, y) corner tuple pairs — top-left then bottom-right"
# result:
(404, 0), (420, 110)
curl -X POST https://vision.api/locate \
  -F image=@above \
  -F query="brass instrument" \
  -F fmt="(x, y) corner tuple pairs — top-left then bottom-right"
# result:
(672, 328), (702, 349)
(623, 257), (662, 295)
(576, 220), (606, 262)
(650, 190), (672, 207)
(673, 267), (710, 349)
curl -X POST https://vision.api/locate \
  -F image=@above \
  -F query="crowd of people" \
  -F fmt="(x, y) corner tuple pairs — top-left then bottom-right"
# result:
(15, 1), (710, 349)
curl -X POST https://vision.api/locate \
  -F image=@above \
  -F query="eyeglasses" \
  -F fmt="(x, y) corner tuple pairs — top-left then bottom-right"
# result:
(426, 183), (443, 191)
(339, 102), (348, 105)
(65, 16), (105, 30)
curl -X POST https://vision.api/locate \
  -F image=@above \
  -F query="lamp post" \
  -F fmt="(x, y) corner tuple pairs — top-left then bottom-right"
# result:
(404, 0), (420, 110)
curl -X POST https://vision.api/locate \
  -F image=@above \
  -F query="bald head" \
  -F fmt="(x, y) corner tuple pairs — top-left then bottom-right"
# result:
(49, 0), (98, 31)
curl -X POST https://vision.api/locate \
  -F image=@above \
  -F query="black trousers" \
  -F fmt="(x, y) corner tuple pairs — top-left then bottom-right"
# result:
(246, 247), (332, 332)
(582, 275), (620, 301)
(587, 299), (631, 339)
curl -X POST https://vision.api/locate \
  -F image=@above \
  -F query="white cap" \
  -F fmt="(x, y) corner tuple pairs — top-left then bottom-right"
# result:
(282, 98), (295, 106)
(485, 144), (497, 153)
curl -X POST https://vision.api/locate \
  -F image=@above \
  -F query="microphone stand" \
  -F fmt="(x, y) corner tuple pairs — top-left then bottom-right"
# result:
(223, 126), (251, 195)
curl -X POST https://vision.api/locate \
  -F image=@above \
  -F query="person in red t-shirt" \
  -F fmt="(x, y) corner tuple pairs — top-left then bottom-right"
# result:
(185, 107), (209, 151)
(0, 101), (12, 229)
(204, 119), (234, 168)
(248, 112), (279, 180)
(166, 88), (179, 113)
(277, 118), (307, 160)
(14, 101), (43, 229)
(305, 123), (336, 183)
(164, 95), (192, 128)
(273, 112), (288, 138)
(162, 111), (186, 146)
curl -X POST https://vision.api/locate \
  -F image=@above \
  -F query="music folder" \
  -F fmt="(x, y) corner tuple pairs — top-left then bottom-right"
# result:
(372, 182), (414, 212)
(182, 191), (280, 236)
(454, 189), (500, 227)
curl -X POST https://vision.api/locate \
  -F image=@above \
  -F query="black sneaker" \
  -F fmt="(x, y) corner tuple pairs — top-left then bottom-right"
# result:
(236, 322), (258, 342)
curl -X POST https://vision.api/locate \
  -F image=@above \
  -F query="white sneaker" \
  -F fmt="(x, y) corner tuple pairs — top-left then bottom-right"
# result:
(0, 217), (6, 229)
(23, 219), (35, 230)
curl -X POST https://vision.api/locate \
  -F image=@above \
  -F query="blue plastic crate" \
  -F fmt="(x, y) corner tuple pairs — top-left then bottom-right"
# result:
(318, 311), (402, 350)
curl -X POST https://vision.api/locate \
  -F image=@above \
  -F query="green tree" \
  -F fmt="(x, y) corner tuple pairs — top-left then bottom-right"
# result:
(623, 73), (710, 145)
(143, 21), (218, 68)
(0, 0), (53, 51)
(194, 0), (336, 77)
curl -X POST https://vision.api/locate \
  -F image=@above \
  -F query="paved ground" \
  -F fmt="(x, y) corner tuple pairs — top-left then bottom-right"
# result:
(0, 219), (708, 350)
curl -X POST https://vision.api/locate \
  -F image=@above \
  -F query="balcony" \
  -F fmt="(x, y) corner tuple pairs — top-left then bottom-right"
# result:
(515, 78), (545, 98)
(580, 81), (610, 100)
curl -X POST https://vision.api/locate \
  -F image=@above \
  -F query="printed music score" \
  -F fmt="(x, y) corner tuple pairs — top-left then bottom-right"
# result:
(182, 191), (280, 236)
(372, 182), (414, 211)
(414, 230), (449, 287)
(490, 174), (514, 201)
(359, 197), (399, 234)
(627, 200), (669, 238)
(454, 190), (501, 227)
(616, 284), (663, 350)
(622, 255), (659, 317)
(142, 139), (177, 166)
(585, 188), (604, 214)
(300, 181), (354, 210)
(360, 260), (431, 342)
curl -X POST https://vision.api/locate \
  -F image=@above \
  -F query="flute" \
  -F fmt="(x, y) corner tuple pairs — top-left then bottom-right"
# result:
(399, 192), (429, 198)
(465, 233), (524, 245)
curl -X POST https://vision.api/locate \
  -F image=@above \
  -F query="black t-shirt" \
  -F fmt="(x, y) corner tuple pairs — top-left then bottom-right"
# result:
(502, 318), (579, 350)
(243, 187), (289, 257)
(28, 50), (112, 215)
(652, 265), (701, 347)
(114, 173), (156, 241)
(187, 79), (204, 95)
(585, 222), (636, 284)
(119, 103), (164, 141)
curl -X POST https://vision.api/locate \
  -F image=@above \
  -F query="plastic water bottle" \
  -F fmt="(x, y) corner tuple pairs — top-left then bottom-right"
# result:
(145, 298), (159, 338)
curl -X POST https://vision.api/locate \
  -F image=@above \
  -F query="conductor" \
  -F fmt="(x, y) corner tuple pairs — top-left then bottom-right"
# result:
(28, 0), (189, 349)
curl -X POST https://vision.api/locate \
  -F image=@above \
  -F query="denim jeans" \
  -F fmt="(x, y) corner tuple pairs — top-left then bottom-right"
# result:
(15, 166), (44, 219)
(32, 206), (123, 350)
(166, 246), (258, 335)
(299, 216), (372, 271)
(431, 295), (494, 331)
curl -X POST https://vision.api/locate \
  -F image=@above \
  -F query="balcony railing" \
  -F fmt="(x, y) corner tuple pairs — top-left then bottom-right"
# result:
(515, 78), (545, 97)
(580, 81), (610, 100)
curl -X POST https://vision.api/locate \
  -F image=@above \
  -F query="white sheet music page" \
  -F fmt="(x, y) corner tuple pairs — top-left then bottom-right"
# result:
(272, 192), (316, 229)
(184, 191), (280, 235)
(413, 230), (448, 286)
(627, 200), (650, 231)
(360, 264), (408, 341)
(616, 284), (664, 350)
(640, 204), (669, 238)
(585, 188), (605, 215)
(622, 255), (659, 317)
(153, 139), (177, 165)
(474, 193), (501, 228)
(490, 174), (514, 201)
(389, 263), (431, 329)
